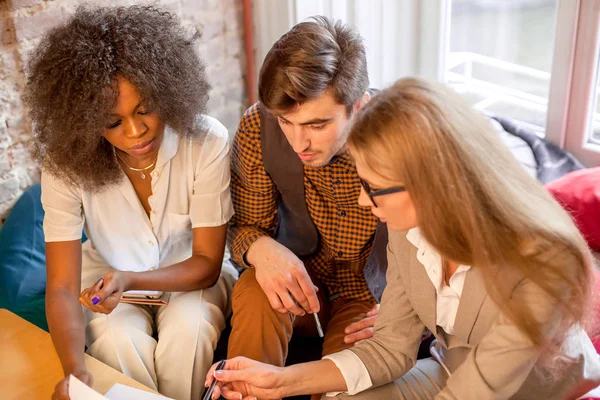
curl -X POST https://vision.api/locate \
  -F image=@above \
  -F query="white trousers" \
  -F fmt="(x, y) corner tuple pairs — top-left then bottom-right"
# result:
(81, 259), (238, 400)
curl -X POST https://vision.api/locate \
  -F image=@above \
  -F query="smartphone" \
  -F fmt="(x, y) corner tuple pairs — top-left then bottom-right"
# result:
(121, 290), (163, 299)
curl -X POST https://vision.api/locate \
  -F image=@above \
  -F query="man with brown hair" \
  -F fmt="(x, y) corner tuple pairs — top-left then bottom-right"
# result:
(227, 16), (388, 368)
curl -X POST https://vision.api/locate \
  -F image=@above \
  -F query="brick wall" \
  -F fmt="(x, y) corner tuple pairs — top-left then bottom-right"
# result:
(0, 0), (248, 222)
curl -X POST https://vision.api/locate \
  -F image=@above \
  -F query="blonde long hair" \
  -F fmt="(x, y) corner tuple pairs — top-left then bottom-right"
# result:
(348, 77), (593, 349)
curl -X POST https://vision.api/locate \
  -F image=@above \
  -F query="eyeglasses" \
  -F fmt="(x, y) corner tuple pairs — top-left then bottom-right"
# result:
(359, 177), (406, 207)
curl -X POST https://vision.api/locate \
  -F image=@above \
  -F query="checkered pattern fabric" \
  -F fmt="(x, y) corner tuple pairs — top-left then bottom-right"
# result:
(228, 103), (378, 301)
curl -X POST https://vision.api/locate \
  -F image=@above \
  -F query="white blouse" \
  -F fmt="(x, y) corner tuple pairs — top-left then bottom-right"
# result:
(41, 115), (234, 274)
(325, 227), (470, 396)
(406, 227), (471, 335)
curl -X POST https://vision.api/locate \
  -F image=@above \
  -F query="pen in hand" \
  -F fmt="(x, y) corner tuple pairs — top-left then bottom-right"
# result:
(204, 359), (226, 400)
(313, 312), (324, 338)
(289, 292), (324, 338)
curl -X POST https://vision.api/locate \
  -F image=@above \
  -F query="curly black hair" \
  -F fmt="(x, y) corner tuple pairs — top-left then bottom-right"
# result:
(24, 5), (211, 191)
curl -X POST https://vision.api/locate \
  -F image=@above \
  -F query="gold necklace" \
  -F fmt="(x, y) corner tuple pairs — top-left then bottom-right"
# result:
(116, 153), (157, 179)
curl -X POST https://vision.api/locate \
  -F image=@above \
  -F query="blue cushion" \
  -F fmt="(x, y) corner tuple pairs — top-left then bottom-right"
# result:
(0, 184), (85, 331)
(0, 184), (48, 329)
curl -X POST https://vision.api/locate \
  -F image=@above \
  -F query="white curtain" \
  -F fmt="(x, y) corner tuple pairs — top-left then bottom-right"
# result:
(251, 0), (449, 90)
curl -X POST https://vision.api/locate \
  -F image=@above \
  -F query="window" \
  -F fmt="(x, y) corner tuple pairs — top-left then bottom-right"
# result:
(445, 0), (600, 166)
(446, 0), (558, 136)
(254, 0), (600, 165)
(559, 0), (600, 166)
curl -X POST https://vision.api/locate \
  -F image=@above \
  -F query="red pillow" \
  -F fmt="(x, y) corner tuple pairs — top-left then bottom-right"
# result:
(546, 167), (600, 252)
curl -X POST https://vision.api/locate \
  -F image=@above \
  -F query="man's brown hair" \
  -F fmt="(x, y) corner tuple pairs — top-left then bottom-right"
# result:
(258, 16), (369, 114)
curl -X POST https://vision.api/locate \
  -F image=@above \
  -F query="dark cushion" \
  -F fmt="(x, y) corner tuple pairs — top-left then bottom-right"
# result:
(492, 116), (584, 184)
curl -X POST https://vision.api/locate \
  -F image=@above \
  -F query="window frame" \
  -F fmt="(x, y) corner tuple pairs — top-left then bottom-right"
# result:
(443, 0), (600, 166)
(557, 0), (600, 166)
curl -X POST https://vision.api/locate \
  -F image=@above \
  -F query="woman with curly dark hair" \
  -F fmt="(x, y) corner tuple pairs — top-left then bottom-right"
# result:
(24, 5), (237, 400)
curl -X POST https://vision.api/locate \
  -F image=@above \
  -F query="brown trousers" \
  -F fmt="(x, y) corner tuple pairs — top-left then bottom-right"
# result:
(227, 268), (376, 366)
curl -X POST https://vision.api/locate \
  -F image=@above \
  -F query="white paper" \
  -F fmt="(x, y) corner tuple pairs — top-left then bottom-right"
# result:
(68, 374), (172, 400)
(105, 383), (173, 400)
(68, 375), (107, 400)
(578, 385), (600, 399)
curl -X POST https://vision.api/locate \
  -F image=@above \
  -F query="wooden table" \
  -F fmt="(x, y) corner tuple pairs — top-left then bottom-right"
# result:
(0, 308), (156, 399)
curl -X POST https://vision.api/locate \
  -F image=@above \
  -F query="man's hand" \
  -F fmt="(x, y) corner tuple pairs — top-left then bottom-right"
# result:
(246, 237), (319, 316)
(343, 304), (379, 345)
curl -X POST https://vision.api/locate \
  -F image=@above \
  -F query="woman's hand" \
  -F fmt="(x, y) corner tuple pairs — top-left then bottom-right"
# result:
(205, 357), (291, 400)
(79, 271), (131, 314)
(52, 369), (93, 400)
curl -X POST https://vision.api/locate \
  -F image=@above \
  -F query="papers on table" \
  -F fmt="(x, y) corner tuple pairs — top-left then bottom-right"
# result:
(68, 375), (173, 400)
(68, 375), (105, 400)
(105, 384), (174, 400)
(579, 385), (600, 399)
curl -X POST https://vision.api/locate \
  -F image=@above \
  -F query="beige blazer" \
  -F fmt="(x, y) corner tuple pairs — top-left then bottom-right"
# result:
(350, 229), (600, 399)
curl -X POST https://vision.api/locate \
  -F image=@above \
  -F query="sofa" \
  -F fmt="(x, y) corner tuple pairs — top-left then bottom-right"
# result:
(1, 116), (598, 399)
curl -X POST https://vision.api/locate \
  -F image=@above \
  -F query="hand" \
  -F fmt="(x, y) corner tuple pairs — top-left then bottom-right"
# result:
(205, 357), (289, 400)
(343, 303), (379, 345)
(52, 369), (93, 400)
(246, 237), (319, 316)
(79, 271), (130, 314)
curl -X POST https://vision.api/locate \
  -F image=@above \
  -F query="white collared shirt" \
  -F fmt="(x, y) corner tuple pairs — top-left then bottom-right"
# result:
(324, 227), (470, 396)
(406, 227), (471, 335)
(41, 115), (234, 273)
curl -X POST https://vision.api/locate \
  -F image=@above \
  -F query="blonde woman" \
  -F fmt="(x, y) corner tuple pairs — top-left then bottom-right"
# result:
(204, 77), (600, 399)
